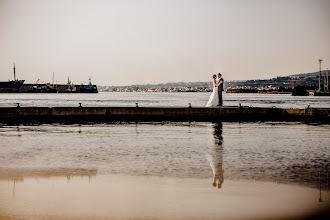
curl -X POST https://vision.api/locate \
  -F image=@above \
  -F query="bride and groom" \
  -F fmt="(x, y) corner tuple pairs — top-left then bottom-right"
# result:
(206, 73), (224, 107)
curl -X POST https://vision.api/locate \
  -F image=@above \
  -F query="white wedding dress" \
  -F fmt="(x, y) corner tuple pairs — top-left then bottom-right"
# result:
(206, 86), (219, 107)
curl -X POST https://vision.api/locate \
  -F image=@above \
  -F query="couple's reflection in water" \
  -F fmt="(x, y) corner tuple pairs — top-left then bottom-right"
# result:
(206, 123), (224, 189)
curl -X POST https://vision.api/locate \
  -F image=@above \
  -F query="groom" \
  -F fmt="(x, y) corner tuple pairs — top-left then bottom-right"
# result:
(216, 73), (224, 106)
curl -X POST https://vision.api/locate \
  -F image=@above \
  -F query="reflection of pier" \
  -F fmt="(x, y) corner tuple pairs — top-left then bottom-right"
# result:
(0, 168), (97, 182)
(207, 123), (224, 189)
(0, 168), (98, 197)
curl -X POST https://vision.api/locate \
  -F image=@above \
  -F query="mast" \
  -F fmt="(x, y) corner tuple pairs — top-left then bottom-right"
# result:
(52, 72), (55, 86)
(327, 69), (329, 93)
(318, 59), (322, 92)
(324, 69), (326, 92)
(13, 63), (16, 81)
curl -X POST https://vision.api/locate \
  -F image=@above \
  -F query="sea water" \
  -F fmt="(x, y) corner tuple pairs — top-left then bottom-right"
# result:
(0, 92), (330, 108)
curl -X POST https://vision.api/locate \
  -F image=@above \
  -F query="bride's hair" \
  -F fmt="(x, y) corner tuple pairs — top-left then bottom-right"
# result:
(213, 75), (216, 79)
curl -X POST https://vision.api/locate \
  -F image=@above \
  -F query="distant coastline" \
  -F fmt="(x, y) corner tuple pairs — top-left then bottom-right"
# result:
(98, 70), (328, 94)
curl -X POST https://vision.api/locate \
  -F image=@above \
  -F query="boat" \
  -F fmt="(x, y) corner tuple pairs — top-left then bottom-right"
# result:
(23, 82), (58, 93)
(0, 64), (25, 92)
(58, 77), (98, 93)
(80, 78), (98, 93)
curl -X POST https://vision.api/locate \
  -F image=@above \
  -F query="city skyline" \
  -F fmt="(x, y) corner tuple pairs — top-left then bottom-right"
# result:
(0, 0), (329, 86)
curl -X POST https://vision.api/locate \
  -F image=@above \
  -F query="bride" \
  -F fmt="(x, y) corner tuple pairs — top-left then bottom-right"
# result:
(206, 75), (221, 107)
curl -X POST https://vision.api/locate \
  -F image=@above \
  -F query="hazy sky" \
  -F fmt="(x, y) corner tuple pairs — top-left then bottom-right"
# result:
(0, 0), (329, 85)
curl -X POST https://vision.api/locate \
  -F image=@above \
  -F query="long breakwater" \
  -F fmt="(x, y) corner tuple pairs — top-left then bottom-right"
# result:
(0, 105), (329, 124)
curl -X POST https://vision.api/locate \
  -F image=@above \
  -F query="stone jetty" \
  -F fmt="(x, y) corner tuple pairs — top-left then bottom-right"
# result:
(0, 105), (329, 124)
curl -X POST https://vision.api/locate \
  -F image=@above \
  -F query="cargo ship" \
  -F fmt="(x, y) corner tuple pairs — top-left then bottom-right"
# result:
(0, 64), (25, 92)
(0, 65), (98, 93)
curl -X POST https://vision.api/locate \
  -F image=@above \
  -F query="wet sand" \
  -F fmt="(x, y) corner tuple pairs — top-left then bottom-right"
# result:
(0, 174), (328, 220)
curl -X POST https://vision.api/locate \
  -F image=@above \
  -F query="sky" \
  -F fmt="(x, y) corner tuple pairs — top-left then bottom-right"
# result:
(0, 0), (329, 86)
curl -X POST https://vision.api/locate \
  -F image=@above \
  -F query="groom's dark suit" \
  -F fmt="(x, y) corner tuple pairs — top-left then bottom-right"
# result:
(217, 78), (224, 106)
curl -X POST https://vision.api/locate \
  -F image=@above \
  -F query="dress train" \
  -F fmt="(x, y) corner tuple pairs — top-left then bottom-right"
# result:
(206, 87), (219, 107)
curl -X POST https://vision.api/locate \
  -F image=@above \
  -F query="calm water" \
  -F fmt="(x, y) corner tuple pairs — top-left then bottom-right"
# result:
(0, 92), (330, 108)
(0, 93), (329, 219)
(0, 122), (329, 187)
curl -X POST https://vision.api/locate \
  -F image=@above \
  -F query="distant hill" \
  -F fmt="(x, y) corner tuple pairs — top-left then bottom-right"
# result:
(99, 70), (329, 90)
(226, 70), (329, 89)
(130, 82), (210, 88)
(291, 71), (323, 78)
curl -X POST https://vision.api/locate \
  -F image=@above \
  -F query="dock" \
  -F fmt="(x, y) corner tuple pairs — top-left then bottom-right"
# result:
(0, 105), (329, 124)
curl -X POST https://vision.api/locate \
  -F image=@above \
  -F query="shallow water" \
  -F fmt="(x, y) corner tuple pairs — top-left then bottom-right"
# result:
(0, 175), (328, 220)
(0, 122), (329, 187)
(0, 122), (329, 219)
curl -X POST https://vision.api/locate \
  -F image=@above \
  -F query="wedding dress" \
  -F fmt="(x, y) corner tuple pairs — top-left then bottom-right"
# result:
(206, 86), (219, 107)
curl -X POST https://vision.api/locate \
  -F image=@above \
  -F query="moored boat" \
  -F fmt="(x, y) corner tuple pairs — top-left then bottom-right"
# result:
(0, 64), (25, 92)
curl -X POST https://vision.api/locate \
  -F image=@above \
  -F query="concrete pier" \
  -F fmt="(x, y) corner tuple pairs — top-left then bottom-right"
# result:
(0, 106), (329, 124)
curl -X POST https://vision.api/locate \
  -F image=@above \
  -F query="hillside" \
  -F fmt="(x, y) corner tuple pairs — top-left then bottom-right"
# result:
(99, 70), (329, 92)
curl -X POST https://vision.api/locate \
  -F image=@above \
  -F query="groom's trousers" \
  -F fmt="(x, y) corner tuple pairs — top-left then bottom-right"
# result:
(218, 85), (223, 106)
